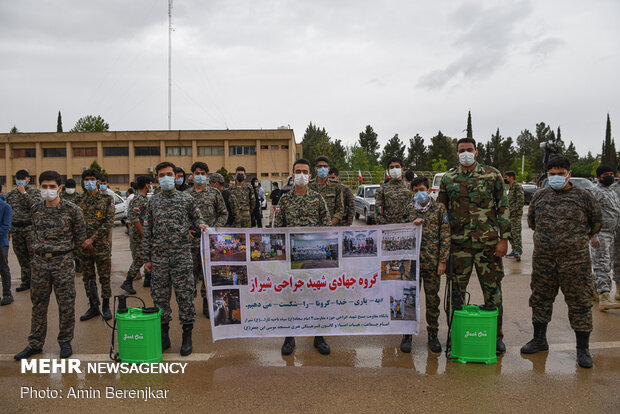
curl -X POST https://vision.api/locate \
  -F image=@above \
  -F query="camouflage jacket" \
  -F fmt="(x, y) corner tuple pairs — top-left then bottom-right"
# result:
(610, 182), (620, 200)
(528, 184), (602, 257)
(6, 186), (42, 225)
(589, 183), (620, 233)
(128, 193), (148, 225)
(60, 191), (81, 205)
(222, 189), (241, 227)
(230, 182), (256, 213)
(77, 191), (115, 249)
(187, 185), (228, 227)
(143, 189), (204, 261)
(339, 183), (355, 226)
(439, 163), (510, 247)
(507, 182), (524, 219)
(375, 179), (412, 224)
(407, 199), (451, 270)
(31, 199), (87, 253)
(309, 179), (344, 221)
(274, 188), (331, 228)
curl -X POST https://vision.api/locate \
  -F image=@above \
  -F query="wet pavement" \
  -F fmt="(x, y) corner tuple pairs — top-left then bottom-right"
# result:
(1, 209), (619, 412)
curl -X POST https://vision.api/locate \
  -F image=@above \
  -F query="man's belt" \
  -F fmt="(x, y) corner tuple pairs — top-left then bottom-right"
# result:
(12, 221), (33, 228)
(35, 249), (73, 258)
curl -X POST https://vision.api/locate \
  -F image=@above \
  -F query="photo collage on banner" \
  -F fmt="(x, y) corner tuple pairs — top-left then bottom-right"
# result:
(201, 224), (422, 341)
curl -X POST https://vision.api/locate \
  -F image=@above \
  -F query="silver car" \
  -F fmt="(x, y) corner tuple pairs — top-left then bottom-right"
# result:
(354, 184), (380, 224)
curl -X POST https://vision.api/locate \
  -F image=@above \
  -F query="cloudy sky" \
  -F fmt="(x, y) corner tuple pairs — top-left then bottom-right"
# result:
(1, 0), (618, 156)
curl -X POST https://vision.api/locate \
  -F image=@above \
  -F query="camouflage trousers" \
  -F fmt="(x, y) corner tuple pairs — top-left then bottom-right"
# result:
(151, 253), (195, 324)
(192, 243), (207, 299)
(530, 253), (593, 332)
(80, 249), (112, 299)
(509, 214), (523, 255)
(11, 227), (34, 283)
(420, 266), (441, 333)
(452, 242), (504, 339)
(591, 231), (620, 294)
(28, 254), (76, 349)
(239, 211), (252, 228)
(127, 230), (145, 281)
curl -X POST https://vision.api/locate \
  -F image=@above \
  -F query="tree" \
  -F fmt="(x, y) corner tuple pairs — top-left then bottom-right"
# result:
(601, 114), (617, 167)
(405, 134), (429, 170)
(330, 139), (347, 170)
(301, 122), (331, 165)
(431, 155), (448, 172)
(57, 111), (63, 133)
(484, 128), (515, 172)
(216, 167), (233, 183)
(358, 125), (380, 166)
(466, 111), (473, 138)
(9, 125), (18, 134)
(346, 145), (372, 172)
(565, 141), (579, 165)
(380, 134), (406, 167)
(428, 130), (457, 169)
(71, 115), (109, 132)
(89, 160), (108, 180)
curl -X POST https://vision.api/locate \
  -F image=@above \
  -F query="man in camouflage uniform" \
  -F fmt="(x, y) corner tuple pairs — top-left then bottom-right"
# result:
(210, 173), (240, 227)
(230, 166), (255, 228)
(439, 137), (510, 353)
(188, 162), (228, 318)
(309, 156), (343, 226)
(60, 178), (80, 204)
(77, 169), (115, 322)
(328, 167), (354, 226)
(143, 161), (206, 356)
(521, 156), (602, 368)
(14, 170), (86, 360)
(6, 169), (42, 292)
(611, 165), (620, 301)
(406, 176), (451, 354)
(589, 164), (620, 310)
(120, 175), (152, 295)
(375, 157), (412, 224)
(504, 171), (524, 261)
(275, 158), (332, 356)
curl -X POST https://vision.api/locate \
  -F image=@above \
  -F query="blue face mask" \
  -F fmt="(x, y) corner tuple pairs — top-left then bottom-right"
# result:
(317, 167), (329, 178)
(16, 179), (27, 187)
(414, 191), (429, 204)
(99, 184), (108, 191)
(548, 175), (567, 190)
(160, 176), (176, 191)
(84, 180), (97, 192)
(175, 178), (184, 186)
(194, 175), (207, 185)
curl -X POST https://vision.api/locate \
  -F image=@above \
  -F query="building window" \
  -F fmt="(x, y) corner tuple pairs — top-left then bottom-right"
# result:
(43, 148), (67, 158)
(0, 149), (5, 158)
(281, 145), (289, 149)
(229, 145), (256, 156)
(73, 147), (97, 157)
(134, 146), (160, 156)
(197, 146), (225, 156)
(282, 172), (289, 177)
(271, 145), (279, 150)
(0, 176), (5, 186)
(108, 174), (129, 185)
(261, 173), (269, 177)
(12, 148), (36, 158)
(260, 145), (269, 150)
(166, 146), (192, 156)
(272, 172), (280, 177)
(103, 147), (129, 157)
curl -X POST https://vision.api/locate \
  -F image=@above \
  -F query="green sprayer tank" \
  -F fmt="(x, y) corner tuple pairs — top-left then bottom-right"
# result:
(115, 307), (162, 363)
(450, 305), (498, 364)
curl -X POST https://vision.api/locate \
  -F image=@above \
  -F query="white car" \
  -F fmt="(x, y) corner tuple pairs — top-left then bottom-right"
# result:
(104, 189), (127, 222)
(430, 172), (446, 201)
(354, 184), (380, 224)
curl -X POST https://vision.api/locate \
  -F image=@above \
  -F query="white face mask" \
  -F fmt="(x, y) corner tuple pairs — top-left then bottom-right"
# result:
(42, 189), (58, 201)
(65, 188), (76, 194)
(459, 151), (476, 167)
(294, 173), (309, 187)
(389, 168), (402, 179)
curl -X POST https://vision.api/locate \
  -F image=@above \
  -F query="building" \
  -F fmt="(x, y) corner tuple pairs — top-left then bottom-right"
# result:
(0, 129), (300, 190)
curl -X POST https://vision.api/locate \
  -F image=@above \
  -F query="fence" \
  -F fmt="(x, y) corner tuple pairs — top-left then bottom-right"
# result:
(338, 171), (438, 189)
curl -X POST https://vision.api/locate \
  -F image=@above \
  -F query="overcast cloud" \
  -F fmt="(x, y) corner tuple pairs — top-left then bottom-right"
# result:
(1, 0), (618, 156)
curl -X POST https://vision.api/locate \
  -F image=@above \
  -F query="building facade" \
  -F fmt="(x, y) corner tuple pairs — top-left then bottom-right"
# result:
(0, 129), (300, 189)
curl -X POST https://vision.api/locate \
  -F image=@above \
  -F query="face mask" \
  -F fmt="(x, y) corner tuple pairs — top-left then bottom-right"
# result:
(294, 173), (309, 187)
(66, 188), (76, 195)
(253, 182), (258, 187)
(459, 151), (476, 167)
(84, 180), (97, 192)
(16, 179), (27, 187)
(414, 191), (428, 204)
(175, 178), (184, 186)
(548, 175), (567, 190)
(389, 168), (402, 179)
(504, 179), (510, 185)
(317, 167), (329, 178)
(159, 176), (175, 191)
(236, 174), (245, 182)
(41, 189), (58, 201)
(99, 184), (108, 191)
(600, 175), (614, 186)
(194, 175), (207, 185)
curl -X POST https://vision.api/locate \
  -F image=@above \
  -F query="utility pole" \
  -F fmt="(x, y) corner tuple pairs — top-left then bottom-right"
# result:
(168, 0), (173, 130)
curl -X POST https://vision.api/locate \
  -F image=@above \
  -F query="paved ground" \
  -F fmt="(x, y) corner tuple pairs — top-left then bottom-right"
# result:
(1, 209), (619, 413)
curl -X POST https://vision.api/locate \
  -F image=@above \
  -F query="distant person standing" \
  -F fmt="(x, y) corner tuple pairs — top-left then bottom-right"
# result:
(230, 166), (255, 228)
(0, 188), (13, 306)
(310, 156), (343, 226)
(210, 173), (240, 227)
(250, 177), (264, 228)
(521, 156), (602, 368)
(61, 179), (80, 204)
(610, 165), (620, 301)
(375, 157), (412, 224)
(267, 182), (282, 228)
(504, 171), (524, 261)
(6, 169), (42, 292)
(174, 167), (190, 192)
(328, 167), (355, 226)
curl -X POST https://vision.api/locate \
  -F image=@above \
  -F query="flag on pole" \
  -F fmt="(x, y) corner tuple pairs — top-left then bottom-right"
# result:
(358, 169), (363, 183)
(385, 169), (390, 179)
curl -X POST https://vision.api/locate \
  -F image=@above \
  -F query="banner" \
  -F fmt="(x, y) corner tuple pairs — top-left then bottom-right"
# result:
(201, 224), (422, 341)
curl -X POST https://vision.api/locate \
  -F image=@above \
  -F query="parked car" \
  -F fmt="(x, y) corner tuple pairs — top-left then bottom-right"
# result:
(430, 172), (446, 201)
(108, 191), (127, 222)
(539, 177), (594, 190)
(522, 183), (538, 205)
(354, 184), (380, 224)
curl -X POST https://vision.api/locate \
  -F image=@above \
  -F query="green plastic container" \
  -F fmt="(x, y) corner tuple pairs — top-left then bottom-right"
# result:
(450, 305), (498, 364)
(116, 307), (162, 363)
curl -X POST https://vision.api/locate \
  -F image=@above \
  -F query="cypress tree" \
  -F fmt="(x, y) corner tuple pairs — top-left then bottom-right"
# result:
(466, 111), (473, 138)
(57, 111), (63, 132)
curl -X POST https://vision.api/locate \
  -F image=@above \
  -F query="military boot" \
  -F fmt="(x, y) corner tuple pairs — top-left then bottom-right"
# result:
(1, 293), (13, 305)
(80, 305), (100, 321)
(161, 323), (171, 351)
(428, 331), (442, 354)
(599, 292), (620, 311)
(101, 298), (112, 320)
(281, 337), (295, 355)
(575, 331), (593, 368)
(143, 273), (151, 288)
(313, 336), (330, 355)
(16, 281), (30, 292)
(180, 324), (193, 356)
(120, 277), (136, 295)
(520, 322), (549, 354)
(400, 334), (412, 353)
(1, 273), (12, 305)
(203, 297), (210, 319)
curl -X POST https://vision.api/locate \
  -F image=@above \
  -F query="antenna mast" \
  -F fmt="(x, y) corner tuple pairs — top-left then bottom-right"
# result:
(168, 0), (173, 130)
